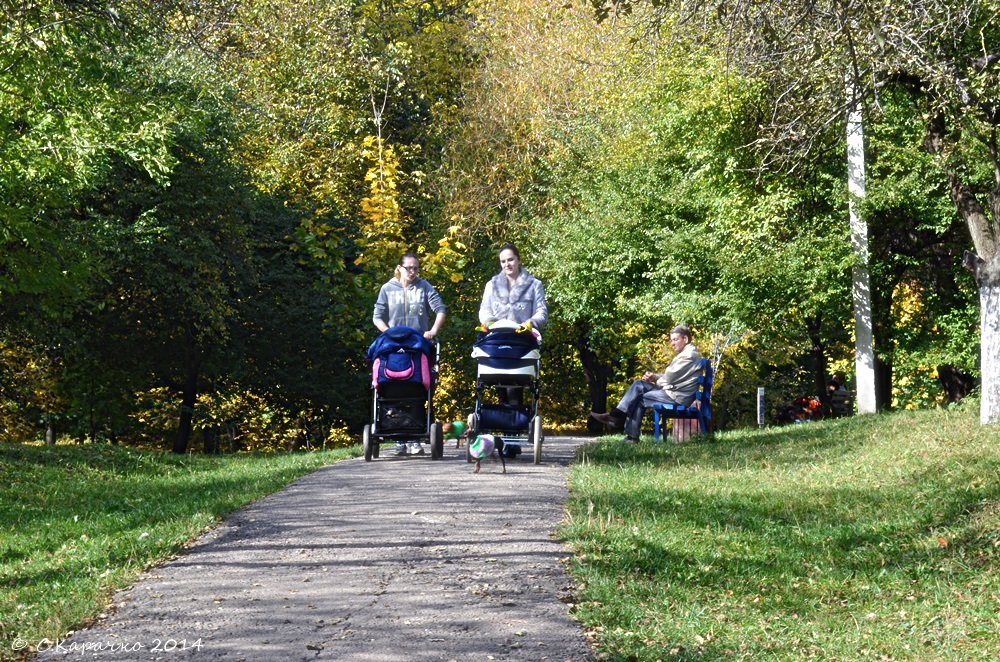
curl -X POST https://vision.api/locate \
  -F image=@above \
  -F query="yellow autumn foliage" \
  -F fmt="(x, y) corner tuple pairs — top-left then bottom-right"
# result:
(130, 387), (347, 453)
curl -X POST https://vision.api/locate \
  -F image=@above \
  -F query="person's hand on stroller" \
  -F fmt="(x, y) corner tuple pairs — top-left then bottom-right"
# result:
(423, 319), (444, 341)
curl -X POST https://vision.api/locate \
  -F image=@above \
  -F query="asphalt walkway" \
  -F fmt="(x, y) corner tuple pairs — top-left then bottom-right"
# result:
(39, 437), (594, 661)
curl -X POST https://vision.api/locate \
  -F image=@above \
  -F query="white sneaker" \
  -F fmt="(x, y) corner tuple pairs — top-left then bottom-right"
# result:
(395, 443), (407, 456)
(408, 442), (424, 455)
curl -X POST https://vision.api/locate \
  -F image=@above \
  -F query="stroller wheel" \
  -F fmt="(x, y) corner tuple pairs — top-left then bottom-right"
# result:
(430, 422), (444, 460)
(531, 416), (543, 464)
(363, 424), (373, 462)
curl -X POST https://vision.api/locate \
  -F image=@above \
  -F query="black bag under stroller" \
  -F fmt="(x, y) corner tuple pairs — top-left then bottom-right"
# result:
(363, 326), (444, 461)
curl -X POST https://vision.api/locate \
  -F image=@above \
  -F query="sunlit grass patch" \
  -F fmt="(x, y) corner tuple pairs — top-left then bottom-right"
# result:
(562, 406), (1000, 660)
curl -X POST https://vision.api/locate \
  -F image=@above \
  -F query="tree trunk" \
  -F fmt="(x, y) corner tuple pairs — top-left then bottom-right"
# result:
(806, 315), (828, 406)
(937, 364), (976, 403)
(174, 376), (197, 454)
(204, 427), (219, 454)
(88, 399), (96, 443)
(868, 263), (896, 412)
(173, 324), (200, 454)
(924, 112), (1000, 423)
(575, 321), (613, 435)
(979, 276), (1000, 424)
(847, 86), (878, 414)
(966, 251), (1000, 424)
(875, 357), (893, 411)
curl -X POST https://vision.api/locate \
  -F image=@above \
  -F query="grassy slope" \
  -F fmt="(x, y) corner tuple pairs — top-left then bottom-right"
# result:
(561, 405), (1000, 661)
(4, 408), (998, 661)
(0, 444), (358, 659)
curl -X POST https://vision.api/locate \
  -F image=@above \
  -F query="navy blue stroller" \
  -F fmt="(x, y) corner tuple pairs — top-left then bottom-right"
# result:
(363, 326), (444, 461)
(466, 321), (543, 464)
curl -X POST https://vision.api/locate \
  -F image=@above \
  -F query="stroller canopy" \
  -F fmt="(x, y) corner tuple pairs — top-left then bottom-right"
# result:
(367, 326), (434, 361)
(472, 326), (540, 360)
(368, 326), (435, 391)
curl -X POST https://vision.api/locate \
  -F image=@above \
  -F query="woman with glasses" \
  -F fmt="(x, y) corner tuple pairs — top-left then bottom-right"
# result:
(373, 251), (447, 340)
(372, 252), (447, 456)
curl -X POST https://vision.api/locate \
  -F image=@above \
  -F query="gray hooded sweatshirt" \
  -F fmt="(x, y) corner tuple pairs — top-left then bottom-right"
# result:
(372, 278), (446, 333)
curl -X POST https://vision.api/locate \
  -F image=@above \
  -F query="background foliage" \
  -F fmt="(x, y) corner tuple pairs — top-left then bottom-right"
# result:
(0, 0), (986, 449)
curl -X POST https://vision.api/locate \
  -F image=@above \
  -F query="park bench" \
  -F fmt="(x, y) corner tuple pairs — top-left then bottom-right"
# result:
(651, 358), (713, 442)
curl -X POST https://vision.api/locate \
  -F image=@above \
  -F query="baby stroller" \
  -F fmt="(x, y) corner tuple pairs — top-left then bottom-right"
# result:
(466, 320), (543, 464)
(363, 326), (444, 461)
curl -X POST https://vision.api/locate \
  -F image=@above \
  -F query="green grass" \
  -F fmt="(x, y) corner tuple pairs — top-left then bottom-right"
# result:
(0, 443), (358, 659)
(561, 405), (1000, 661)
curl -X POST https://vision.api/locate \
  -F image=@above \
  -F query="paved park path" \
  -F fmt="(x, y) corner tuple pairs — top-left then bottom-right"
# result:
(40, 437), (594, 661)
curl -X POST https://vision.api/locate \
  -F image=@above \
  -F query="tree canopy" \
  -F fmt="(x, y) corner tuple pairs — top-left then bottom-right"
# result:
(0, 0), (993, 449)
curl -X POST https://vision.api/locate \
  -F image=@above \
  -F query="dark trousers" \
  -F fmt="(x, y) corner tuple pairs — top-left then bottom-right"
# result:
(616, 380), (679, 438)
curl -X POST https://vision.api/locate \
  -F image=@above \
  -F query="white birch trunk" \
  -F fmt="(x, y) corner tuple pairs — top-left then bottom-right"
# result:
(847, 89), (878, 414)
(979, 260), (1000, 424)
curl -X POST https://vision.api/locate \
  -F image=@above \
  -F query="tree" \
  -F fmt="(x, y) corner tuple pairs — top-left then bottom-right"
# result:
(207, 0), (475, 335)
(0, 0), (494, 447)
(846, 87), (878, 413)
(62, 133), (256, 452)
(0, 1), (180, 313)
(0, 1), (254, 447)
(861, 89), (978, 408)
(229, 193), (366, 428)
(629, 0), (1000, 422)
(443, 0), (861, 426)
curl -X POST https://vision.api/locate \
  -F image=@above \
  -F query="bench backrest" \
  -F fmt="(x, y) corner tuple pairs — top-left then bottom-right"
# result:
(697, 358), (714, 409)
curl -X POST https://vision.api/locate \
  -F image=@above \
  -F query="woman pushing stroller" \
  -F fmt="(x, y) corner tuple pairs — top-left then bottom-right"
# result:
(478, 242), (547, 406)
(478, 243), (547, 334)
(372, 251), (447, 455)
(472, 243), (548, 461)
(374, 251), (447, 341)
